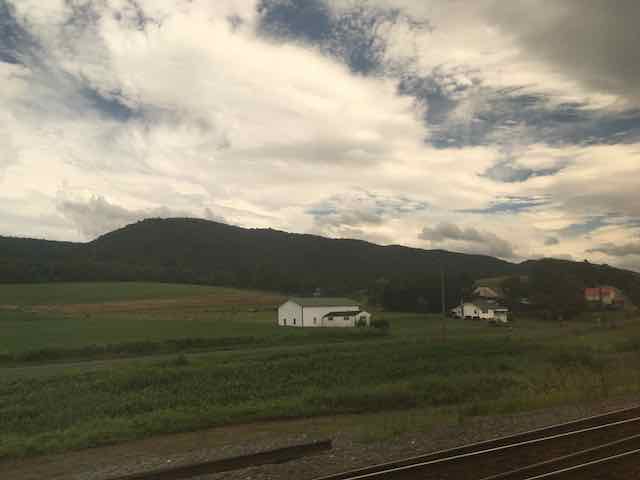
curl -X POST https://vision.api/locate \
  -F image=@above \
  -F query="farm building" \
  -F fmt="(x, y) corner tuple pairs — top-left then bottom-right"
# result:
(278, 297), (371, 328)
(472, 285), (505, 300)
(452, 300), (509, 323)
(585, 286), (626, 308)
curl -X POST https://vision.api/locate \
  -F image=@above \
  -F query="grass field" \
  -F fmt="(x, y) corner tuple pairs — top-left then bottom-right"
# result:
(0, 282), (283, 306)
(0, 283), (289, 358)
(1, 282), (640, 459)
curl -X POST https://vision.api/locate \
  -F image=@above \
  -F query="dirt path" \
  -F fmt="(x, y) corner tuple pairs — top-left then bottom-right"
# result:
(2, 396), (640, 480)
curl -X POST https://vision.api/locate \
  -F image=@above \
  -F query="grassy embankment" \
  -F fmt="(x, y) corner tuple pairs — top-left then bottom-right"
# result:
(1, 282), (640, 459)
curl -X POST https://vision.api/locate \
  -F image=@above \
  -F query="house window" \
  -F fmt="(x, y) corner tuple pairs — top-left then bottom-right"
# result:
(343, 316), (349, 321)
(313, 317), (317, 324)
(283, 319), (287, 325)
(293, 318), (296, 325)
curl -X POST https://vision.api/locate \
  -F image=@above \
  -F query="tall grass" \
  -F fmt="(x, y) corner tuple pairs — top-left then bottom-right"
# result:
(1, 283), (639, 460)
(3, 328), (639, 459)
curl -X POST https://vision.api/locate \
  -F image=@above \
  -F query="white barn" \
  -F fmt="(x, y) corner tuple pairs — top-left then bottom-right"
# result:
(278, 297), (371, 328)
(452, 300), (509, 323)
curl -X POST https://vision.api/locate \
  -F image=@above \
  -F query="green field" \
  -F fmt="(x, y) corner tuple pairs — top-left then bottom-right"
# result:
(0, 283), (288, 358)
(0, 282), (240, 306)
(1, 282), (640, 459)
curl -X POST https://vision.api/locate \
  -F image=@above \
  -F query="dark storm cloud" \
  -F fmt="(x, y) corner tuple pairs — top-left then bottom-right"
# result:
(485, 0), (640, 103)
(419, 222), (516, 259)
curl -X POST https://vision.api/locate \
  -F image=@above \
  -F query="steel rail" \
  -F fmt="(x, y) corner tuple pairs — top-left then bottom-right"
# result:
(522, 446), (640, 479)
(312, 403), (640, 480)
(328, 415), (640, 479)
(105, 439), (332, 480)
(479, 432), (640, 480)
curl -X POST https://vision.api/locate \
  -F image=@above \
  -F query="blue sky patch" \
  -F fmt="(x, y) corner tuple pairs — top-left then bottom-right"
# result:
(0, 0), (38, 65)
(461, 196), (550, 215)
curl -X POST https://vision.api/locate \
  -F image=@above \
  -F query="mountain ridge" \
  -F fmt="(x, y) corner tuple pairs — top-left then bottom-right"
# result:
(1, 217), (638, 312)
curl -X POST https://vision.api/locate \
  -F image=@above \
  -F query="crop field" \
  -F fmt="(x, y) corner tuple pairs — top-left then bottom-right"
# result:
(1, 282), (640, 460)
(0, 283), (289, 357)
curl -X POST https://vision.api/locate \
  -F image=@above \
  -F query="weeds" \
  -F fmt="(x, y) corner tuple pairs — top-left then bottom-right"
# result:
(0, 285), (638, 460)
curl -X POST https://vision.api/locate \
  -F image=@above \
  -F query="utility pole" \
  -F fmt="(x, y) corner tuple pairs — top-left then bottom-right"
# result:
(441, 265), (447, 339)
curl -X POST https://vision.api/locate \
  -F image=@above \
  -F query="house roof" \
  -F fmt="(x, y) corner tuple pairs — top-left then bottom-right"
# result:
(473, 285), (506, 298)
(287, 297), (359, 307)
(323, 310), (364, 318)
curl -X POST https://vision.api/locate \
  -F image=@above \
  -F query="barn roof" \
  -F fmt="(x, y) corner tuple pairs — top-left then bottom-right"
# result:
(288, 297), (359, 307)
(323, 310), (364, 318)
(473, 285), (506, 298)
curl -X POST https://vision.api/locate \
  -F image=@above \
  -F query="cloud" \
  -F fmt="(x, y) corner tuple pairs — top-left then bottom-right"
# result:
(419, 222), (516, 259)
(462, 196), (549, 215)
(0, 0), (639, 274)
(342, 0), (640, 105)
(483, 160), (565, 183)
(483, 0), (640, 105)
(0, 114), (18, 177)
(258, 0), (430, 75)
(544, 236), (559, 246)
(0, 0), (40, 65)
(321, 2), (640, 150)
(588, 243), (640, 258)
(307, 190), (428, 243)
(57, 195), (225, 240)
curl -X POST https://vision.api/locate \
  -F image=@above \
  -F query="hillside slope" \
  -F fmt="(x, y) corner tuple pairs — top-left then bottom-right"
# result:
(77, 218), (517, 289)
(1, 218), (638, 312)
(0, 236), (79, 282)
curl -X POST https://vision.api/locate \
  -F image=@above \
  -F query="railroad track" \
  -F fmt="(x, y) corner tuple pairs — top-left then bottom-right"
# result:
(313, 404), (640, 480)
(105, 439), (332, 480)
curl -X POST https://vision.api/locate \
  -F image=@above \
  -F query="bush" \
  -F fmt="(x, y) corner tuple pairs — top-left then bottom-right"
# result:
(160, 354), (190, 367)
(371, 319), (390, 330)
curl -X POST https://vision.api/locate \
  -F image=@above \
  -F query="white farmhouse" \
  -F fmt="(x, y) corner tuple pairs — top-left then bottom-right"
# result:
(453, 300), (509, 323)
(278, 297), (371, 328)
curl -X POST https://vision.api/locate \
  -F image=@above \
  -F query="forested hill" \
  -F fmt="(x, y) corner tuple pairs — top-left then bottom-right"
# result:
(1, 218), (639, 313)
(0, 236), (79, 282)
(1, 218), (513, 289)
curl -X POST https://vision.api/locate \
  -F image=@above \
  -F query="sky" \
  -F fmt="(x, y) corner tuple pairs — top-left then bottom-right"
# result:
(1, 0), (640, 271)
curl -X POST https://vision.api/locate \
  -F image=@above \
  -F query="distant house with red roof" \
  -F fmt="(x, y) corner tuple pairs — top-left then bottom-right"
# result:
(585, 286), (626, 308)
